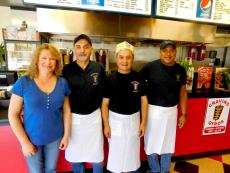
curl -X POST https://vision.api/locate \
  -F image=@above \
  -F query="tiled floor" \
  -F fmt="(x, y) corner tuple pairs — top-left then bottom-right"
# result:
(63, 153), (230, 173)
(169, 153), (230, 173)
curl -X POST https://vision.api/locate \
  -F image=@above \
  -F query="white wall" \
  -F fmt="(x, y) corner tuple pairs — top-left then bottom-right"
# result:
(0, 6), (37, 43)
(0, 6), (11, 43)
(10, 9), (37, 28)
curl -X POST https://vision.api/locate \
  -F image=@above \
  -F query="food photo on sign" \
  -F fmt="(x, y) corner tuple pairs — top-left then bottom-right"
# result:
(196, 66), (213, 92)
(202, 98), (230, 135)
(215, 67), (230, 92)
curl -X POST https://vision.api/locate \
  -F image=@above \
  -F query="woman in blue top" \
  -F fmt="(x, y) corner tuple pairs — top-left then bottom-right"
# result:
(8, 43), (71, 173)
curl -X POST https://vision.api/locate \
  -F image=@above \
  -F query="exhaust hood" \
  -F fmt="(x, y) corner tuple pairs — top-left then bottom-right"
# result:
(37, 8), (216, 44)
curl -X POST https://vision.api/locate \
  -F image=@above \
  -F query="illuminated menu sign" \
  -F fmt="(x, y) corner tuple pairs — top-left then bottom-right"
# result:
(23, 0), (152, 16)
(155, 0), (230, 25)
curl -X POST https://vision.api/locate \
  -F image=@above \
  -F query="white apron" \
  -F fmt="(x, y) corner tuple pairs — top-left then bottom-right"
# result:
(65, 109), (104, 162)
(144, 104), (177, 155)
(107, 111), (140, 173)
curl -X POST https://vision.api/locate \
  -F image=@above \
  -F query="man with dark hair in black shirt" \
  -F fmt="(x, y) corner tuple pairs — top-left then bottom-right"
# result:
(140, 40), (187, 173)
(63, 34), (105, 173)
(102, 41), (148, 173)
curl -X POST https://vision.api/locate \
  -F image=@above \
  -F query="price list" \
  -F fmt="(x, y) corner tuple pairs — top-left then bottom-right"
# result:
(105, 0), (151, 14)
(156, 0), (229, 25)
(213, 0), (230, 24)
(157, 0), (196, 19)
(24, 0), (152, 15)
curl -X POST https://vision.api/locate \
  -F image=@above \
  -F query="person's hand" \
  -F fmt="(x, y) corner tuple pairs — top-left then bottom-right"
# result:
(178, 114), (187, 129)
(21, 140), (37, 157)
(59, 136), (69, 150)
(103, 125), (111, 138)
(139, 123), (146, 137)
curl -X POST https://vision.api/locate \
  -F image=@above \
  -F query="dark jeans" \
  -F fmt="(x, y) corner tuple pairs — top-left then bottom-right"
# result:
(147, 153), (172, 173)
(72, 162), (103, 173)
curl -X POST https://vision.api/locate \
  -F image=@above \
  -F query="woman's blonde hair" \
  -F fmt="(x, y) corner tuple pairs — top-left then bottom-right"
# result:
(26, 43), (63, 79)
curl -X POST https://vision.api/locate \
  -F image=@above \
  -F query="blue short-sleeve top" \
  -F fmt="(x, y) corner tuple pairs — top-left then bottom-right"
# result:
(10, 76), (71, 145)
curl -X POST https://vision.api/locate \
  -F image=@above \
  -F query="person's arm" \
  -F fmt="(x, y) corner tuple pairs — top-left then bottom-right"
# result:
(101, 98), (111, 138)
(59, 96), (71, 150)
(178, 85), (187, 128)
(139, 96), (148, 137)
(8, 94), (37, 157)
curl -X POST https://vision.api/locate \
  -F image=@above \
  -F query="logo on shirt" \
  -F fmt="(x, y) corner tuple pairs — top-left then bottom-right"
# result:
(175, 74), (181, 82)
(131, 81), (139, 93)
(91, 73), (99, 85)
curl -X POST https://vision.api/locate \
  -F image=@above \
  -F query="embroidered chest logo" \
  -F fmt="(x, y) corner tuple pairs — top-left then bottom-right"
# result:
(175, 74), (181, 81)
(91, 73), (99, 85)
(131, 81), (139, 93)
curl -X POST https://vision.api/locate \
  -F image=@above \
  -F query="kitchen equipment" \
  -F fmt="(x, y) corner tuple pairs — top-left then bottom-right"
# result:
(197, 44), (206, 61)
(209, 50), (217, 59)
(188, 44), (197, 59)
(97, 49), (106, 66)
(214, 58), (220, 66)
(95, 49), (109, 73)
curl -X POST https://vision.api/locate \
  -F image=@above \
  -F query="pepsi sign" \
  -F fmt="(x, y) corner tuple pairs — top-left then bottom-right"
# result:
(196, 0), (213, 19)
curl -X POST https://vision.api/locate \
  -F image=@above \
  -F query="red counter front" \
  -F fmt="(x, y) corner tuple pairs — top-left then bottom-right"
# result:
(1, 98), (230, 172)
(175, 98), (230, 156)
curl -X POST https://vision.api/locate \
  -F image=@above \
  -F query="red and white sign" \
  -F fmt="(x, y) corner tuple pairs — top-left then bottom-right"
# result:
(203, 98), (230, 135)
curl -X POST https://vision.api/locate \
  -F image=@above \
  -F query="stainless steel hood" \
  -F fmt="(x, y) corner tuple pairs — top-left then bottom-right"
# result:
(37, 8), (216, 43)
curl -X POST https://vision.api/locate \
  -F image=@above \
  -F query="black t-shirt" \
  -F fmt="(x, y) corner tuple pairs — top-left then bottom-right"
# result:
(140, 59), (186, 107)
(104, 70), (147, 115)
(63, 61), (105, 115)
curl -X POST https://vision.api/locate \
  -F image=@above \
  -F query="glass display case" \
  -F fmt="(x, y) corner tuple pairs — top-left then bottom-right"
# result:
(5, 40), (39, 71)
(2, 28), (40, 71)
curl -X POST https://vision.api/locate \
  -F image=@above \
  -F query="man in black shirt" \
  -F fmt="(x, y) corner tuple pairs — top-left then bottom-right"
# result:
(140, 40), (187, 173)
(63, 34), (105, 173)
(102, 41), (148, 173)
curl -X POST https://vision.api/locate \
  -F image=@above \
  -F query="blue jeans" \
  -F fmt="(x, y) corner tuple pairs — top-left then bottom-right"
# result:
(25, 138), (61, 173)
(147, 153), (172, 173)
(72, 162), (103, 173)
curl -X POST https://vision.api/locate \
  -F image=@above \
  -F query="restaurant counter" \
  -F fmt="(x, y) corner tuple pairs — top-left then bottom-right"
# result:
(0, 91), (230, 172)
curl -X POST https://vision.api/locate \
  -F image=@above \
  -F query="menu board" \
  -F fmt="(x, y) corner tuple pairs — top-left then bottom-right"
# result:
(213, 0), (230, 24)
(157, 0), (196, 20)
(23, 0), (152, 16)
(155, 0), (230, 25)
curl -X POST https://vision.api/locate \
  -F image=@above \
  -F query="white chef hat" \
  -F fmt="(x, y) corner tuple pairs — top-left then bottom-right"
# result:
(115, 41), (134, 55)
